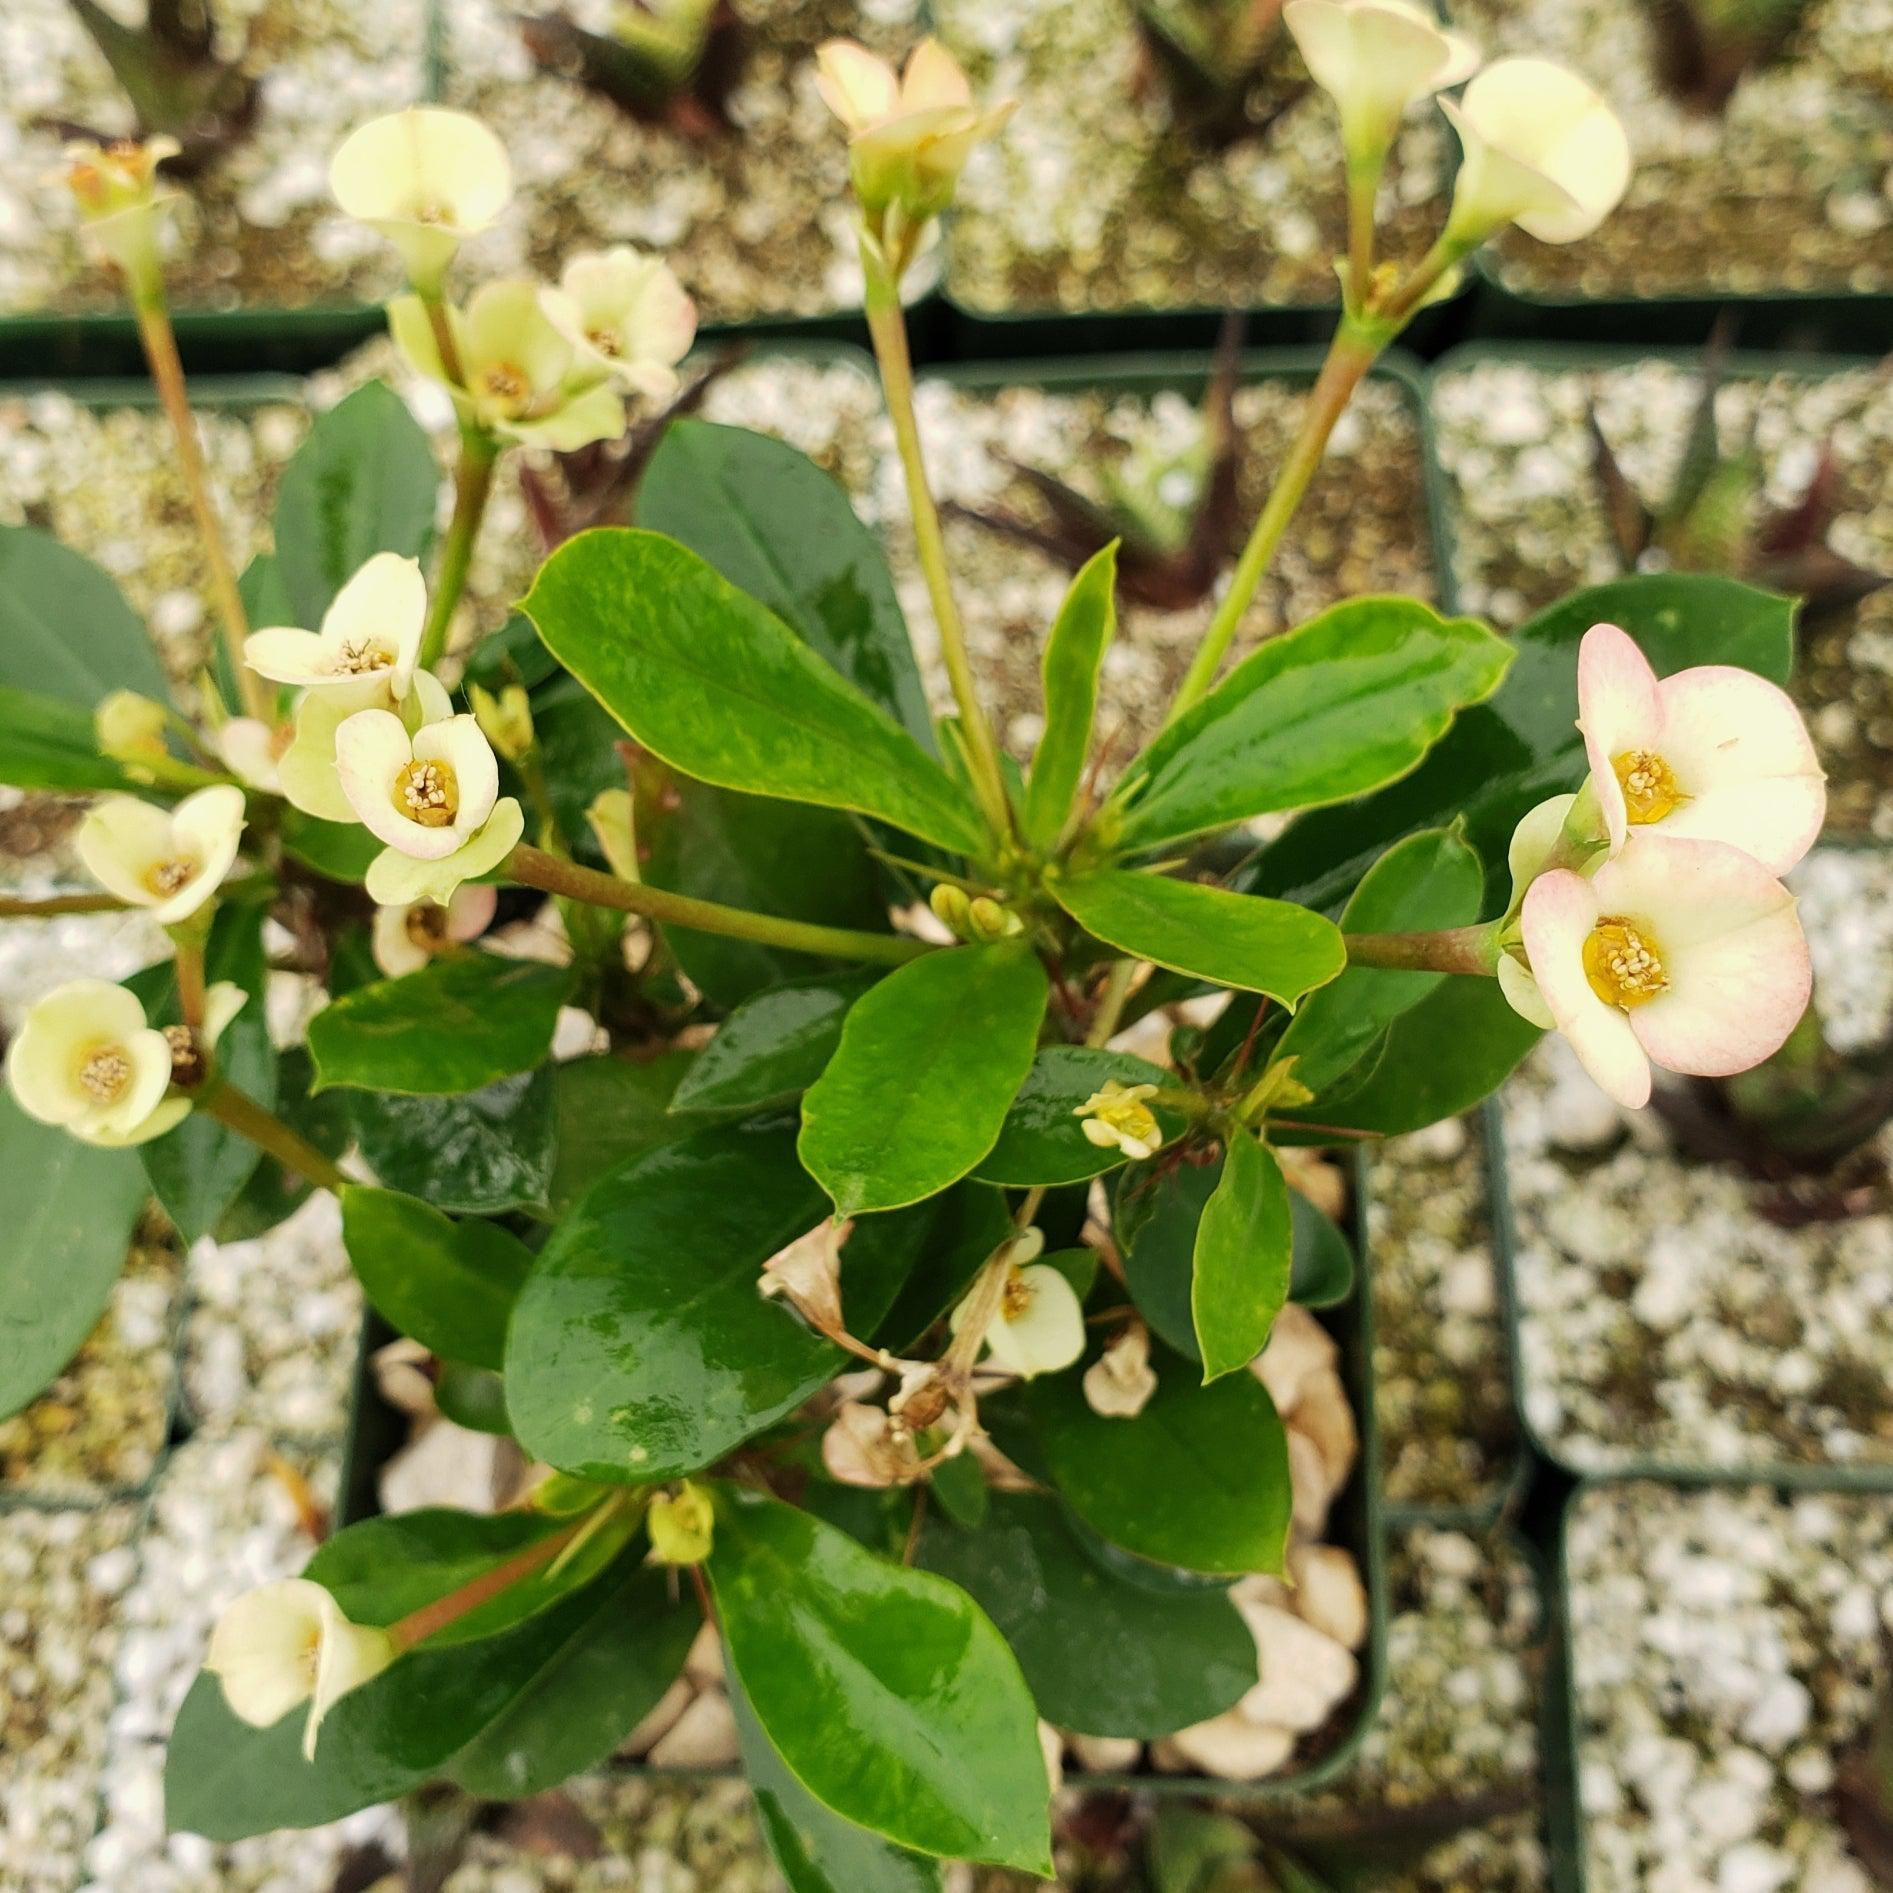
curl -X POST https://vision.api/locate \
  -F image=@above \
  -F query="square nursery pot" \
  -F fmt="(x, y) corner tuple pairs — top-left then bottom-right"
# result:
(1364, 1100), (1529, 1528)
(336, 1151), (1390, 1807)
(1448, 0), (1893, 349)
(907, 347), (1448, 769)
(0, 0), (443, 376)
(1427, 343), (1893, 843)
(428, 0), (946, 351)
(1549, 1475), (1893, 1893)
(928, 0), (1468, 355)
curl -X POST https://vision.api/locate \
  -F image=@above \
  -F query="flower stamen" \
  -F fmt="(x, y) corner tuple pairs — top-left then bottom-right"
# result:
(78, 1044), (132, 1101)
(144, 855), (198, 898)
(395, 758), (459, 827)
(329, 638), (394, 677)
(1612, 748), (1686, 826)
(477, 362), (530, 415)
(1000, 1268), (1034, 1321)
(1583, 917), (1669, 1011)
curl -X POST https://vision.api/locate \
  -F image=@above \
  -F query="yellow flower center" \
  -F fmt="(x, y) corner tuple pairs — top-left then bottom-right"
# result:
(144, 854), (198, 898)
(1583, 917), (1669, 1011)
(478, 362), (531, 416)
(1612, 749), (1685, 826)
(395, 758), (459, 827)
(404, 903), (450, 951)
(77, 1043), (132, 1101)
(586, 325), (623, 358)
(330, 638), (393, 677)
(1000, 1269), (1034, 1322)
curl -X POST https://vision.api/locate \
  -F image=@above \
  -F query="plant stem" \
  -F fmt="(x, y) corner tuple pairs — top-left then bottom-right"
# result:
(387, 1520), (583, 1652)
(1344, 921), (1499, 976)
(1345, 157), (1379, 298)
(173, 934), (207, 1032)
(0, 892), (127, 916)
(1085, 957), (1138, 1049)
(133, 296), (267, 720)
(506, 842), (932, 968)
(419, 428), (499, 672)
(859, 241), (1014, 847)
(1166, 324), (1380, 722)
(201, 1081), (351, 1192)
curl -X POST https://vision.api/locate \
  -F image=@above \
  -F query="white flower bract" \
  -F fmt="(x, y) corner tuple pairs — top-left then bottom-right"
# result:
(371, 884), (498, 978)
(244, 553), (427, 711)
(334, 710), (500, 860)
(77, 784), (246, 926)
(1284, 0), (1478, 164)
(542, 248), (697, 402)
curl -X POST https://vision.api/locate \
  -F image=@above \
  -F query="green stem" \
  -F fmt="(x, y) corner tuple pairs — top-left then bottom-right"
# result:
(133, 295), (268, 720)
(506, 842), (932, 968)
(1085, 957), (1138, 1049)
(0, 892), (128, 916)
(1165, 324), (1380, 723)
(859, 240), (1014, 848)
(201, 1081), (351, 1192)
(419, 428), (499, 672)
(1345, 156), (1380, 301)
(172, 932), (207, 1032)
(1344, 921), (1500, 976)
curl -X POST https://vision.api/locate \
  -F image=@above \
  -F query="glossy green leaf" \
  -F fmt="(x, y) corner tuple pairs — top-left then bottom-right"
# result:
(916, 1493), (1254, 1738)
(212, 1047), (352, 1242)
(279, 808), (382, 884)
(670, 973), (876, 1117)
(0, 523), (169, 706)
(1275, 827), (1484, 1099)
(508, 1122), (934, 1481)
(347, 1068), (555, 1213)
(435, 1360), (512, 1435)
(708, 1489), (1053, 1874)
(929, 1447), (989, 1527)
(640, 769), (890, 1007)
(1028, 1339), (1293, 1575)
(0, 687), (141, 792)
(0, 1094), (148, 1420)
(130, 902), (274, 1243)
(1116, 1158), (1221, 1359)
(1024, 544), (1117, 847)
(637, 420), (935, 751)
(974, 1044), (1180, 1186)
(867, 1184), (1015, 1354)
(799, 941), (1048, 1216)
(547, 1049), (694, 1216)
(340, 1185), (533, 1371)
(309, 954), (569, 1095)
(165, 1555), (667, 1839)
(1192, 1132), (1291, 1382)
(1249, 574), (1798, 915)
(1290, 1191), (1356, 1308)
(729, 1672), (946, 1893)
(523, 529), (983, 853)
(273, 382), (438, 628)
(1277, 974), (1540, 1138)
(1050, 868), (1345, 1010)
(1116, 597), (1511, 851)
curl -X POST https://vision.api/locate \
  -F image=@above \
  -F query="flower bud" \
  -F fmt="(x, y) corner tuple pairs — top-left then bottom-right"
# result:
(94, 690), (170, 765)
(468, 681), (535, 764)
(63, 136), (179, 303)
(929, 882), (974, 937)
(371, 884), (498, 978)
(586, 789), (641, 883)
(205, 1578), (395, 1761)
(646, 1481), (716, 1565)
(1440, 58), (1630, 248)
(77, 784), (246, 927)
(759, 1219), (850, 1334)
(966, 896), (1023, 941)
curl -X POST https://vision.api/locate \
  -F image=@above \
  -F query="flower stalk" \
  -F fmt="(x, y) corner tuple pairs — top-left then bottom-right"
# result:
(505, 841), (933, 967)
(1344, 921), (1502, 975)
(418, 427), (500, 671)
(201, 1081), (351, 1193)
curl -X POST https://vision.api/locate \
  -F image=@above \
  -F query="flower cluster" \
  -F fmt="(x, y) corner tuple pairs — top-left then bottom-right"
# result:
(331, 108), (696, 459)
(1498, 624), (1823, 1108)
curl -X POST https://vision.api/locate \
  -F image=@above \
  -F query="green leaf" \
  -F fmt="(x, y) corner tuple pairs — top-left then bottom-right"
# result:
(508, 1122), (934, 1482)
(213, 1046), (352, 1242)
(0, 1093), (148, 1420)
(640, 770), (891, 1007)
(130, 902), (274, 1244)
(1275, 827), (1484, 1098)
(1249, 574), (1797, 914)
(1277, 975), (1540, 1138)
(435, 1360), (512, 1435)
(347, 1068), (555, 1213)
(279, 808), (383, 884)
(708, 1488), (1053, 1874)
(1151, 1805), (1261, 1893)
(523, 529), (983, 854)
(636, 420), (936, 752)
(1050, 868), (1345, 1010)
(915, 1493), (1255, 1738)
(547, 1049), (695, 1217)
(0, 523), (169, 707)
(0, 687), (142, 792)
(165, 1556), (669, 1839)
(928, 1448), (989, 1527)
(340, 1186), (533, 1371)
(670, 973), (876, 1118)
(974, 1044), (1180, 1186)
(309, 954), (569, 1095)
(799, 941), (1048, 1216)
(1117, 1159), (1221, 1359)
(1290, 1191), (1356, 1307)
(730, 1671), (946, 1893)
(1192, 1132), (1291, 1382)
(1024, 544), (1117, 847)
(1115, 597), (1511, 852)
(273, 382), (438, 628)
(1028, 1340), (1293, 1576)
